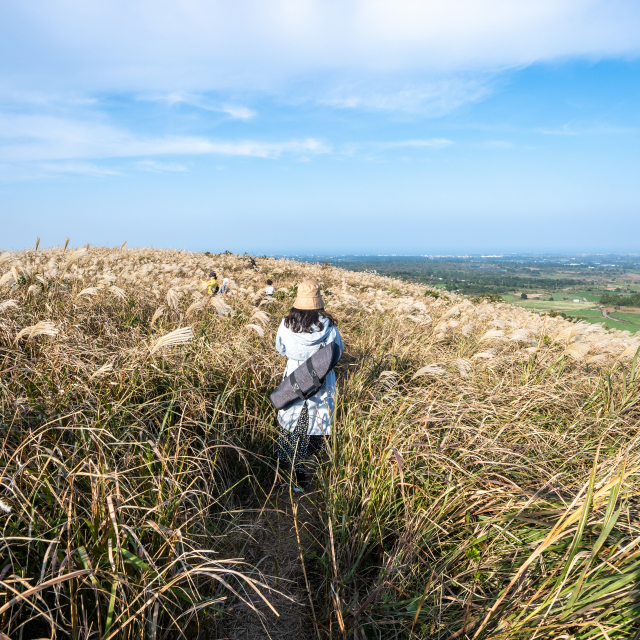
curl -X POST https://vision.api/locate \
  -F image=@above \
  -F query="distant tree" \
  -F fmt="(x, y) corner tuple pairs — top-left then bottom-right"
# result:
(521, 293), (528, 300)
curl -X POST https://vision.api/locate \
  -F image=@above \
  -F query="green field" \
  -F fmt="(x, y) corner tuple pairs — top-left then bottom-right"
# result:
(511, 299), (598, 312)
(503, 298), (640, 333)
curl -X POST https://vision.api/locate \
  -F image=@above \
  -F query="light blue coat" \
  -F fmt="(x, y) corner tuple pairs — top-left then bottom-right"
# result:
(275, 317), (344, 435)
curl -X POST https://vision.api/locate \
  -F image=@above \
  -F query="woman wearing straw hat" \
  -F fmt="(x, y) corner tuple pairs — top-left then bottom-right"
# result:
(275, 280), (343, 490)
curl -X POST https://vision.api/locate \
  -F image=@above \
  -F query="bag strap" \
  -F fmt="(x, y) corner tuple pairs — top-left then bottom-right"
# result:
(289, 371), (307, 400)
(306, 358), (321, 388)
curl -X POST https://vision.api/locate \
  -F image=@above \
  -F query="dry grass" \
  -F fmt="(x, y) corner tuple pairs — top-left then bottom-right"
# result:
(1, 245), (640, 639)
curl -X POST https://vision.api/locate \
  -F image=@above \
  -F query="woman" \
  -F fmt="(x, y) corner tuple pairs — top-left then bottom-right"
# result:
(275, 280), (343, 490)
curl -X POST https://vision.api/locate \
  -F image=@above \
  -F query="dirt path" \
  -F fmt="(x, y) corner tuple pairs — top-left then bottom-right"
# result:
(214, 485), (319, 640)
(601, 308), (634, 324)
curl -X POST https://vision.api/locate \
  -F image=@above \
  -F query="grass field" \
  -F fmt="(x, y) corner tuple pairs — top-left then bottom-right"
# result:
(510, 299), (597, 312)
(2, 246), (640, 639)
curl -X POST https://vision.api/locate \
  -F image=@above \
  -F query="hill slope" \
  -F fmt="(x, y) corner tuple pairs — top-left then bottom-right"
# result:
(1, 247), (640, 639)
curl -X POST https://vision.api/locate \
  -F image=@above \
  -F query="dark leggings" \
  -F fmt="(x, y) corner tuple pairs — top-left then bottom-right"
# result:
(277, 402), (325, 482)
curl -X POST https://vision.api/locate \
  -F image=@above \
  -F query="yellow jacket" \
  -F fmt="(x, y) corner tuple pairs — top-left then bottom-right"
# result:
(204, 277), (217, 294)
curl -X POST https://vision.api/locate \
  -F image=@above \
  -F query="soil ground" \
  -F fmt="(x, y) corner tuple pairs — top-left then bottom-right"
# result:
(214, 478), (320, 640)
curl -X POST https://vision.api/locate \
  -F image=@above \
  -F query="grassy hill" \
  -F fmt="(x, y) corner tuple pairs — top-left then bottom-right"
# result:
(1, 246), (640, 639)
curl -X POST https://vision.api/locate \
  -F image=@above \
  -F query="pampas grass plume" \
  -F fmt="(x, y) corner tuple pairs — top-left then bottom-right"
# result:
(149, 326), (194, 355)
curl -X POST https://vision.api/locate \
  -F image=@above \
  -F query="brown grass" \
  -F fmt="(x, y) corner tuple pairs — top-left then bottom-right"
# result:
(1, 245), (640, 639)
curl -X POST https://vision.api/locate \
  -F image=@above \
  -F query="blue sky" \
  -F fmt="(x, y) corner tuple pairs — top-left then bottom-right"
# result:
(1, 1), (640, 254)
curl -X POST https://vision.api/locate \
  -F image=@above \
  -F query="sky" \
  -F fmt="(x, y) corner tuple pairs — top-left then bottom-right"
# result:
(1, 1), (640, 254)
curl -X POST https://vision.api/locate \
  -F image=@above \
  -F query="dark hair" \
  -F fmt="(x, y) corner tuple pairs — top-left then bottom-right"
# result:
(209, 271), (216, 278)
(266, 279), (273, 285)
(284, 307), (337, 333)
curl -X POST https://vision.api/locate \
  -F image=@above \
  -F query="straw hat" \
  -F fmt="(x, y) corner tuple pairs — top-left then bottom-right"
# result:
(293, 280), (324, 310)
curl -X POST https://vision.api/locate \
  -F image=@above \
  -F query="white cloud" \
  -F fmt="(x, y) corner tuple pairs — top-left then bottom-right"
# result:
(137, 160), (188, 172)
(0, 1), (638, 111)
(150, 93), (256, 119)
(379, 138), (453, 149)
(41, 162), (122, 177)
(0, 113), (330, 162)
(321, 77), (493, 114)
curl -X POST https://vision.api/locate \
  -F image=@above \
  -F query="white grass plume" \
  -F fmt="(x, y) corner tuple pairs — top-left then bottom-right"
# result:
(509, 329), (532, 342)
(250, 310), (270, 327)
(0, 272), (16, 288)
(480, 329), (505, 342)
(64, 248), (88, 271)
(412, 364), (446, 379)
(149, 327), (194, 355)
(90, 361), (114, 380)
(77, 287), (101, 298)
(109, 286), (127, 300)
(15, 321), (58, 342)
(0, 300), (19, 312)
(150, 306), (164, 328)
(556, 323), (589, 346)
(563, 341), (590, 361)
(210, 297), (232, 317)
(186, 298), (208, 317)
(166, 289), (181, 309)
(619, 345), (640, 359)
(246, 323), (265, 337)
(453, 358), (472, 378)
(0, 252), (13, 267)
(471, 352), (495, 360)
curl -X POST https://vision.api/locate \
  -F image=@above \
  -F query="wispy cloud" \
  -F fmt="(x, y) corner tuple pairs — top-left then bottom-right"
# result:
(41, 162), (122, 177)
(137, 160), (188, 172)
(150, 93), (256, 119)
(379, 138), (453, 149)
(322, 77), (494, 115)
(537, 125), (640, 136)
(0, 113), (329, 162)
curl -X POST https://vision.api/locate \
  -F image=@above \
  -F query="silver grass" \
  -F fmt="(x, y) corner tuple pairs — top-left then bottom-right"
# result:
(109, 286), (127, 300)
(185, 298), (208, 317)
(412, 364), (446, 379)
(210, 297), (232, 317)
(480, 329), (505, 342)
(0, 252), (13, 267)
(471, 352), (495, 360)
(15, 321), (58, 342)
(509, 328), (532, 342)
(166, 289), (181, 309)
(246, 323), (265, 337)
(77, 287), (101, 297)
(618, 345), (640, 359)
(563, 341), (591, 361)
(90, 361), (114, 380)
(555, 323), (589, 345)
(453, 358), (472, 378)
(64, 247), (88, 271)
(149, 327), (194, 355)
(150, 307), (165, 328)
(0, 300), (18, 312)
(250, 310), (270, 327)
